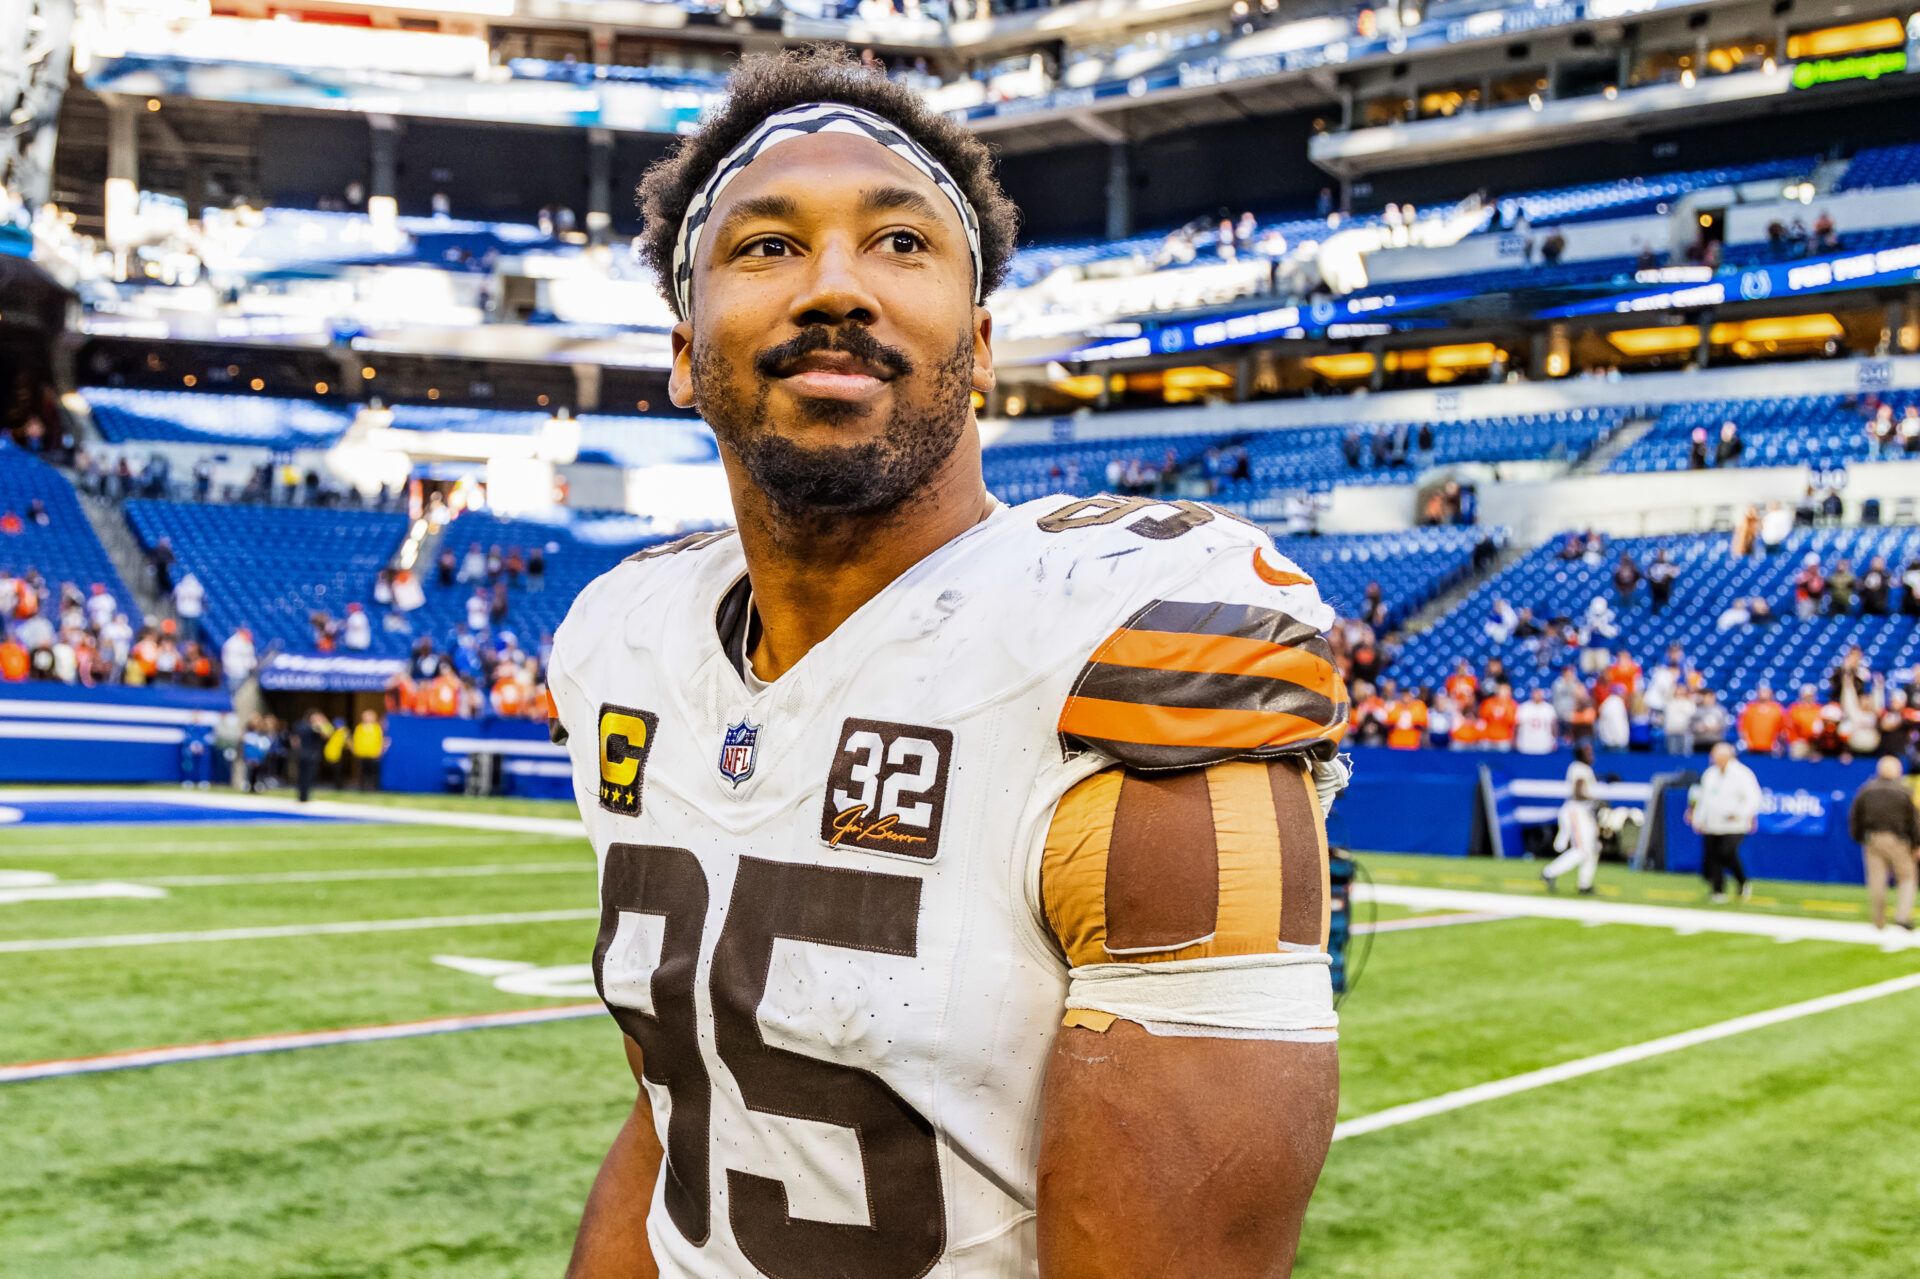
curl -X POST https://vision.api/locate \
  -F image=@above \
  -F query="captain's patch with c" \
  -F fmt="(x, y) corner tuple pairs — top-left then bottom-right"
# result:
(597, 705), (658, 816)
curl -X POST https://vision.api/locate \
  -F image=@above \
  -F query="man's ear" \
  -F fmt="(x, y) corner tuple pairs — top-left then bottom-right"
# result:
(971, 306), (996, 395)
(668, 320), (696, 409)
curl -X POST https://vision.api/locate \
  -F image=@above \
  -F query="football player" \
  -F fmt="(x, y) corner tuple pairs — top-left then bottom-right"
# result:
(550, 46), (1351, 1279)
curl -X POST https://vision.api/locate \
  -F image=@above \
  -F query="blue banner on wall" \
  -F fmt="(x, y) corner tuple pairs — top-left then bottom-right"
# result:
(0, 682), (232, 784)
(1538, 240), (1920, 320)
(1343, 745), (1875, 884)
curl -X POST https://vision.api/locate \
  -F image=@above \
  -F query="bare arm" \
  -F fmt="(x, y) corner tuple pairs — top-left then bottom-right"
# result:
(565, 1037), (663, 1279)
(1037, 1023), (1337, 1278)
(1033, 757), (1343, 1277)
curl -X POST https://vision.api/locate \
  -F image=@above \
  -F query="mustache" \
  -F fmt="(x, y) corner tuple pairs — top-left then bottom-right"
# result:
(753, 326), (914, 380)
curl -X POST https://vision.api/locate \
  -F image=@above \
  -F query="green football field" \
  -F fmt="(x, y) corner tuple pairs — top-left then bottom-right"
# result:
(2, 789), (1915, 1278)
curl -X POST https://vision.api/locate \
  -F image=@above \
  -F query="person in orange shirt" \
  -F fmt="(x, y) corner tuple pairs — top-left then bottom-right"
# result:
(0, 635), (27, 682)
(1452, 714), (1483, 750)
(1784, 684), (1825, 759)
(1444, 660), (1479, 712)
(424, 671), (462, 717)
(491, 672), (529, 718)
(1479, 682), (1519, 750)
(1738, 684), (1787, 756)
(1604, 649), (1643, 700)
(1349, 681), (1389, 747)
(1386, 689), (1430, 749)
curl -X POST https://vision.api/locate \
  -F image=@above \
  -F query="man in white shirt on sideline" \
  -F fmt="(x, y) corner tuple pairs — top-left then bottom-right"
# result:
(1688, 742), (1764, 902)
(1543, 744), (1601, 893)
(221, 627), (256, 690)
(1514, 686), (1559, 755)
(173, 572), (206, 647)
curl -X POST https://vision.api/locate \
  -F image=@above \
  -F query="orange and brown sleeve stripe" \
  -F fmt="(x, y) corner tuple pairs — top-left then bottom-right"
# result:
(1059, 599), (1350, 771)
(1042, 758), (1329, 970)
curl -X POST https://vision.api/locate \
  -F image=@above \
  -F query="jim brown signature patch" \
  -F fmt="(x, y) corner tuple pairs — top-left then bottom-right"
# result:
(821, 719), (954, 860)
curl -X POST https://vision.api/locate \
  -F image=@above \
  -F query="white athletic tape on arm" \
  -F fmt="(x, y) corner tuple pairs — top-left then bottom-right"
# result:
(1066, 952), (1338, 1042)
(1313, 753), (1352, 816)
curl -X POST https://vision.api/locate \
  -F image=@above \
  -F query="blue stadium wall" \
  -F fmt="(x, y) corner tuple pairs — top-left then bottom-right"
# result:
(0, 683), (231, 783)
(1340, 746), (1877, 885)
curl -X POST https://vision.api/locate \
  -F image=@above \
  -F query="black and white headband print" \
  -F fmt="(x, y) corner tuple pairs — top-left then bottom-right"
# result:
(670, 102), (984, 320)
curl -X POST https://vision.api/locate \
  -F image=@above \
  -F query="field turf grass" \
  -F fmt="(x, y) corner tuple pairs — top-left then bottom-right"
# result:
(1, 792), (1914, 1277)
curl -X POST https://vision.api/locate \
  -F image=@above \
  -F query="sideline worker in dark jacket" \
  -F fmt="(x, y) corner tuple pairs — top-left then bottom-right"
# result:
(1847, 755), (1919, 930)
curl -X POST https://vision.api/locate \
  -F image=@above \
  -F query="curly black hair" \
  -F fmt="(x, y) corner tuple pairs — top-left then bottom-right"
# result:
(636, 45), (1019, 319)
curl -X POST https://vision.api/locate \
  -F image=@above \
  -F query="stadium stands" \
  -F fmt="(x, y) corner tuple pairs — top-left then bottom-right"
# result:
(1273, 526), (1492, 629)
(1494, 158), (1816, 227)
(1393, 527), (1920, 703)
(1832, 142), (1920, 193)
(83, 387), (356, 450)
(414, 510), (680, 645)
(0, 444), (140, 617)
(122, 500), (409, 654)
(984, 410), (1620, 503)
(1607, 392), (1920, 473)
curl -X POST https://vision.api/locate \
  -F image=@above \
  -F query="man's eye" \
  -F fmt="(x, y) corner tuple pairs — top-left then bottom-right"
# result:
(880, 230), (926, 254)
(741, 238), (790, 257)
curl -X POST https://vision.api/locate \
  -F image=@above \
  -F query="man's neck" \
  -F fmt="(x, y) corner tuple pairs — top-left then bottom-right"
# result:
(731, 451), (995, 683)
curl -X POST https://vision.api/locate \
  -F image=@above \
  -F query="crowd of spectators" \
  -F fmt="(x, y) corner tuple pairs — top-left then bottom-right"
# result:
(74, 447), (408, 512)
(1344, 639), (1920, 764)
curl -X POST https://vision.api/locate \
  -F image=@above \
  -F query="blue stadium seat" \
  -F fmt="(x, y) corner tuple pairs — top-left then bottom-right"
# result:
(122, 501), (410, 655)
(1608, 391), (1920, 473)
(0, 445), (139, 618)
(82, 387), (355, 451)
(1392, 528), (1920, 703)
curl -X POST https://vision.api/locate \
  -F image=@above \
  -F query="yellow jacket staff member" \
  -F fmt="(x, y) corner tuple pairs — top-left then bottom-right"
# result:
(350, 711), (385, 792)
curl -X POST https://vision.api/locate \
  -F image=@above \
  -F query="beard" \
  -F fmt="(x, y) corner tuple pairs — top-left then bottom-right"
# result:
(690, 323), (976, 524)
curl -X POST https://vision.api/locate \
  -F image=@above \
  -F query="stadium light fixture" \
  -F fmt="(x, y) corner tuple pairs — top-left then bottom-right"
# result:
(1786, 18), (1906, 59)
(1307, 353), (1377, 380)
(1606, 326), (1701, 356)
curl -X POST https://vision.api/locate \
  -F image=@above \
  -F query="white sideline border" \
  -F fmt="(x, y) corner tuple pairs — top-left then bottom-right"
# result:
(1334, 969), (1920, 1141)
(1360, 883), (1920, 951)
(0, 907), (600, 954)
(0, 788), (591, 839)
(0, 1004), (608, 1085)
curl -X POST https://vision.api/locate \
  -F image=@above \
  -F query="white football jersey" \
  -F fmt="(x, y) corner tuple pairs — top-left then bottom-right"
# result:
(546, 494), (1343, 1279)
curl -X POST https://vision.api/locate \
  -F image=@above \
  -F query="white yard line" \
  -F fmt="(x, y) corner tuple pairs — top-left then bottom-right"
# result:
(0, 834), (576, 857)
(1359, 883), (1918, 951)
(142, 790), (590, 838)
(0, 787), (589, 839)
(0, 908), (600, 954)
(1355, 911), (1510, 935)
(102, 863), (591, 888)
(0, 1004), (608, 1085)
(1334, 968), (1920, 1141)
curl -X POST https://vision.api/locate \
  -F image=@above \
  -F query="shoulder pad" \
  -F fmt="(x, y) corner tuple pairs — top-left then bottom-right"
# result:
(1023, 495), (1348, 772)
(554, 527), (737, 669)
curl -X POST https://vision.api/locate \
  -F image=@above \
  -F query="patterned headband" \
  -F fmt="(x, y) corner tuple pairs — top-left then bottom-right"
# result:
(670, 101), (984, 320)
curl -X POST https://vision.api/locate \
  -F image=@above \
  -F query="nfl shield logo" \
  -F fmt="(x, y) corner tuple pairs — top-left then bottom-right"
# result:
(717, 719), (760, 787)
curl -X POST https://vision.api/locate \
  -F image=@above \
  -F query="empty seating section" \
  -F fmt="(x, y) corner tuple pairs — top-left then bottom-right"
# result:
(384, 405), (718, 470)
(1833, 143), (1920, 192)
(83, 387), (355, 450)
(1608, 392), (1920, 473)
(1494, 158), (1814, 227)
(1386, 254), (1649, 296)
(415, 511), (681, 644)
(0, 446), (138, 615)
(983, 411), (1618, 503)
(123, 501), (409, 654)
(1226, 411), (1617, 496)
(1271, 527), (1488, 629)
(1394, 528), (1920, 703)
